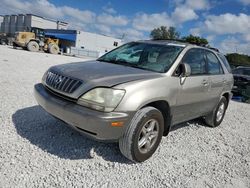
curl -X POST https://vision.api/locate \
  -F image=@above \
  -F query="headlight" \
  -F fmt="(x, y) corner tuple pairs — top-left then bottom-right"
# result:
(77, 88), (125, 112)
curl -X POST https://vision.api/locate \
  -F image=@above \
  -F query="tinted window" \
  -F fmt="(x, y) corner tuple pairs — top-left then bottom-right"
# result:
(232, 68), (243, 74)
(243, 69), (250, 76)
(182, 48), (206, 75)
(233, 68), (250, 76)
(206, 51), (223, 75)
(218, 54), (232, 73)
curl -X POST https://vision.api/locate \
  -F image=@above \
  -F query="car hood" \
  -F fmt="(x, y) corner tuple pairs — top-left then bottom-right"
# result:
(49, 60), (162, 98)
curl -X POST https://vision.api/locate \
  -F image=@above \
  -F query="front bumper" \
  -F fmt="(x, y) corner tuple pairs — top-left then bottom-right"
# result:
(34, 83), (133, 141)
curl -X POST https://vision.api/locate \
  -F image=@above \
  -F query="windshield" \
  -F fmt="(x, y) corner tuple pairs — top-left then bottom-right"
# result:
(97, 42), (184, 73)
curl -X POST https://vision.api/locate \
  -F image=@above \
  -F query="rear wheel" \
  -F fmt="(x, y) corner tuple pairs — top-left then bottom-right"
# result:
(204, 96), (228, 127)
(48, 44), (59, 54)
(119, 107), (164, 162)
(27, 41), (39, 52)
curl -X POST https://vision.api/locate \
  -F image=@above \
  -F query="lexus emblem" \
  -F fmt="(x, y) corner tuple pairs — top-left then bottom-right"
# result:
(55, 76), (63, 84)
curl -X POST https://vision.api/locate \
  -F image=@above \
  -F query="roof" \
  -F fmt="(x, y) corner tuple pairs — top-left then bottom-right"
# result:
(137, 39), (220, 53)
(137, 39), (188, 47)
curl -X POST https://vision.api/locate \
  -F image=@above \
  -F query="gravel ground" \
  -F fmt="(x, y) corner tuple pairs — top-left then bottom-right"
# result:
(0, 45), (250, 188)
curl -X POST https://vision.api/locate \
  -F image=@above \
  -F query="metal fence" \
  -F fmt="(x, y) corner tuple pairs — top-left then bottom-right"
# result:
(70, 47), (100, 58)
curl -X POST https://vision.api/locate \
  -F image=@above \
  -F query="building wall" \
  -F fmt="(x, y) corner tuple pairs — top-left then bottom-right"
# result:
(28, 15), (58, 29)
(1, 14), (68, 36)
(16, 14), (25, 31)
(0, 15), (3, 33)
(76, 31), (122, 54)
(3, 15), (10, 34)
(9, 15), (17, 35)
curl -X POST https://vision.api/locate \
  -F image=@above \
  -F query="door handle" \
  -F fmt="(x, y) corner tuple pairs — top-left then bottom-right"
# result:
(202, 80), (209, 86)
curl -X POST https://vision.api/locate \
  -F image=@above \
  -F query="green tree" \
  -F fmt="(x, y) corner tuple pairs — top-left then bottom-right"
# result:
(226, 53), (250, 67)
(150, 26), (180, 40)
(182, 34), (208, 46)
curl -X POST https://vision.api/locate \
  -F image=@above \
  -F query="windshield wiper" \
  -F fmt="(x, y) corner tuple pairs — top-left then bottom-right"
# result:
(98, 59), (155, 72)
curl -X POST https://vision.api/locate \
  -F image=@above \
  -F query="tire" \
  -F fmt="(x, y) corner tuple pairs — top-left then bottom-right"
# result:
(204, 96), (228, 127)
(27, 41), (39, 52)
(119, 106), (164, 162)
(48, 44), (59, 54)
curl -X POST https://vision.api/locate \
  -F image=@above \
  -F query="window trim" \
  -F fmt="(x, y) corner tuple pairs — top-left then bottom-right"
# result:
(205, 50), (224, 75)
(172, 47), (227, 77)
(173, 48), (208, 77)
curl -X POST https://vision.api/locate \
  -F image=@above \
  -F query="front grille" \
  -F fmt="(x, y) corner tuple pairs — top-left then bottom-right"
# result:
(45, 71), (82, 94)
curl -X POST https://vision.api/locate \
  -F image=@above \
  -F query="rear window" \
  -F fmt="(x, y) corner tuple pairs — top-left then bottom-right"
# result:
(218, 54), (232, 73)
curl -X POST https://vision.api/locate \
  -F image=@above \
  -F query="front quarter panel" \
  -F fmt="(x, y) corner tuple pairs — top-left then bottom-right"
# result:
(114, 76), (180, 112)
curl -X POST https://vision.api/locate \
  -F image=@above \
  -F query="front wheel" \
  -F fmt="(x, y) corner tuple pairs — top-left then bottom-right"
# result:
(27, 41), (39, 52)
(48, 44), (59, 54)
(119, 107), (164, 162)
(204, 96), (228, 127)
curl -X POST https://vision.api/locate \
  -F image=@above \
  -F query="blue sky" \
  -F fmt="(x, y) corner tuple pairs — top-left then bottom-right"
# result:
(0, 0), (250, 55)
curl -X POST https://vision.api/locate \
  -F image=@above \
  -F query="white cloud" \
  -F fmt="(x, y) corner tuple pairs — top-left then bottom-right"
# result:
(189, 13), (250, 55)
(0, 0), (96, 24)
(132, 12), (174, 31)
(62, 7), (95, 24)
(95, 24), (111, 35)
(97, 13), (128, 26)
(171, 0), (209, 23)
(190, 27), (201, 36)
(0, 0), (63, 18)
(206, 35), (216, 42)
(185, 0), (210, 10)
(171, 7), (198, 23)
(191, 13), (250, 37)
(204, 13), (250, 34)
(219, 37), (250, 55)
(243, 33), (250, 41)
(239, 0), (250, 5)
(115, 28), (145, 41)
(102, 7), (116, 14)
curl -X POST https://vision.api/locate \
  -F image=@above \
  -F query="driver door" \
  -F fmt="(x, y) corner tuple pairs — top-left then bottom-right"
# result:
(173, 48), (210, 124)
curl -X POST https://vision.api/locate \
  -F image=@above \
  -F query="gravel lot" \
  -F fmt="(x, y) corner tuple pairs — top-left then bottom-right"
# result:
(0, 45), (250, 188)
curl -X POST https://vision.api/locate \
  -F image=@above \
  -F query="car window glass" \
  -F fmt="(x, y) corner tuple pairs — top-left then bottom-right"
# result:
(207, 51), (223, 75)
(218, 54), (232, 73)
(182, 48), (206, 75)
(243, 69), (250, 76)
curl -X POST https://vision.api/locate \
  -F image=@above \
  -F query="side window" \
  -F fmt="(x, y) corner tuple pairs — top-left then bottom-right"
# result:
(218, 54), (232, 73)
(182, 48), (206, 75)
(206, 51), (223, 75)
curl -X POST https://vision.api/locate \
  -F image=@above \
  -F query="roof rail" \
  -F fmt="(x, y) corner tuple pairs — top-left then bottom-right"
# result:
(151, 38), (187, 43)
(151, 38), (220, 52)
(207, 47), (219, 52)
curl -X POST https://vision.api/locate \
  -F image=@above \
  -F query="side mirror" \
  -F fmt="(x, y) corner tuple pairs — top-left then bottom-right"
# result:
(180, 63), (191, 77)
(178, 63), (191, 85)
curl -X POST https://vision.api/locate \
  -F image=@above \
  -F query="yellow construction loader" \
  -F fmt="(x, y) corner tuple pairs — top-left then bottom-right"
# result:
(13, 27), (60, 54)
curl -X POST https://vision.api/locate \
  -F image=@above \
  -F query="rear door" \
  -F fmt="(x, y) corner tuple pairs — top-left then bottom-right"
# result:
(205, 50), (225, 111)
(173, 48), (210, 124)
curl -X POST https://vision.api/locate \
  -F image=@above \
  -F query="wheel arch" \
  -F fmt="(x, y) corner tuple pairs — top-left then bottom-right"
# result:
(222, 92), (230, 108)
(142, 100), (172, 136)
(27, 39), (40, 45)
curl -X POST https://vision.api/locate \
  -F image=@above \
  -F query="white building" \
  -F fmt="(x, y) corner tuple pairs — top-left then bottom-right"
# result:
(45, 29), (122, 57)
